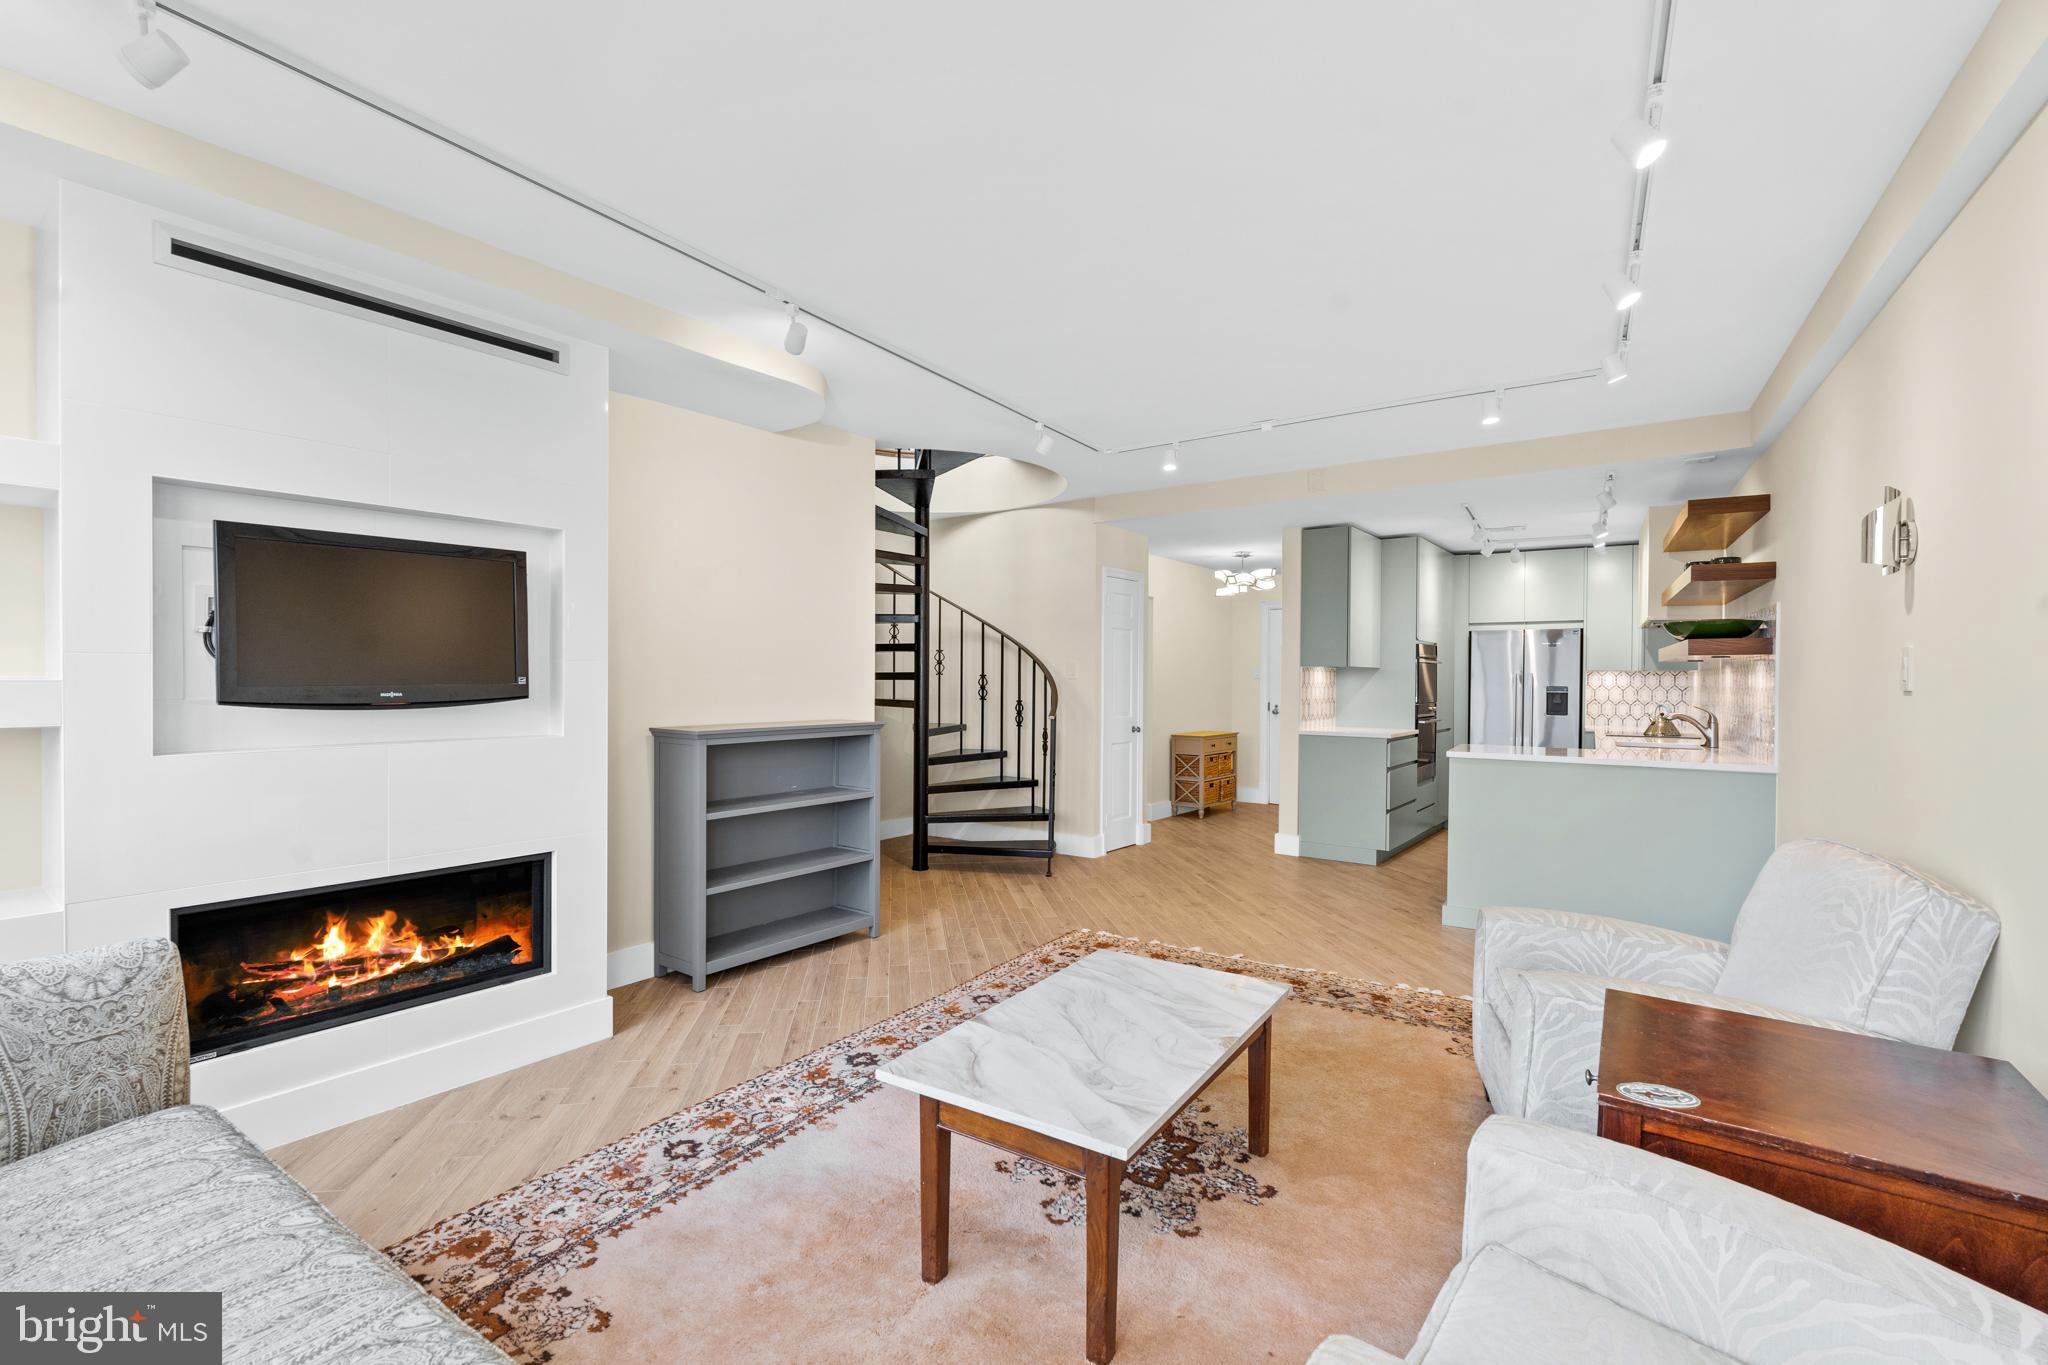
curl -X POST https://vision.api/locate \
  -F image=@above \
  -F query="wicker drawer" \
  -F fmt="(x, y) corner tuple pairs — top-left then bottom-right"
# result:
(1210, 750), (1236, 776)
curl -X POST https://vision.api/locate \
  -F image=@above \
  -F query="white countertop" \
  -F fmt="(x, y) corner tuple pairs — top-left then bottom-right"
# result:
(1301, 725), (1420, 740)
(1448, 743), (1777, 774)
(874, 950), (1288, 1161)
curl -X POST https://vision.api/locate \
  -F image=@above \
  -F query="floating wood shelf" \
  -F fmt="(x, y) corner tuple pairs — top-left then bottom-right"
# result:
(1663, 561), (1776, 608)
(1662, 495), (1770, 554)
(1657, 635), (1774, 663)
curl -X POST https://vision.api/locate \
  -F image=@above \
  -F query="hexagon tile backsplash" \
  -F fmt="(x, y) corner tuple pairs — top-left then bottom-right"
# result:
(1585, 670), (1693, 733)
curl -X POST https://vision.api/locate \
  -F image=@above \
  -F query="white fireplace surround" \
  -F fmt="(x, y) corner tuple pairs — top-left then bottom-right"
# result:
(15, 182), (614, 1148)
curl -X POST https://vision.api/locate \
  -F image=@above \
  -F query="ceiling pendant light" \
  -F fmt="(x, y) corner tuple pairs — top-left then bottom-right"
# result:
(781, 301), (807, 355)
(1214, 551), (1279, 597)
(1479, 388), (1503, 427)
(1611, 115), (1668, 171)
(1033, 422), (1055, 457)
(1162, 443), (1179, 473)
(119, 0), (189, 88)
(1600, 350), (1629, 384)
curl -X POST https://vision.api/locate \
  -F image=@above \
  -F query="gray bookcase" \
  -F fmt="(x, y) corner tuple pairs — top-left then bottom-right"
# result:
(650, 720), (882, 991)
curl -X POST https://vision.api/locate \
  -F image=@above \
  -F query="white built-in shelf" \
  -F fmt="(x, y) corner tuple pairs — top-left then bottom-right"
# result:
(705, 905), (872, 973)
(0, 885), (61, 924)
(705, 785), (874, 821)
(0, 678), (61, 729)
(705, 845), (874, 896)
(0, 436), (59, 507)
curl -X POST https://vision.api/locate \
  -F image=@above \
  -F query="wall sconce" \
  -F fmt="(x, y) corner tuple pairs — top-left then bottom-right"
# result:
(1861, 486), (1917, 576)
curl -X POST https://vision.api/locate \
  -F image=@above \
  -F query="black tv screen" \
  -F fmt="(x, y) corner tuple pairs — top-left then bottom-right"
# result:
(213, 520), (529, 708)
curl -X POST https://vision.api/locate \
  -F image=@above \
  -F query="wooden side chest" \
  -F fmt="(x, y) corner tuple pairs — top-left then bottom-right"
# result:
(1170, 731), (1238, 818)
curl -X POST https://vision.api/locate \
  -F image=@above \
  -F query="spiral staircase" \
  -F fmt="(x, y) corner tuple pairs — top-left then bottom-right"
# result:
(874, 449), (1059, 876)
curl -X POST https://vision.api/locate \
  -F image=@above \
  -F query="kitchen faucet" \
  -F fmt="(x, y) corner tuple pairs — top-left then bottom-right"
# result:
(1669, 705), (1720, 750)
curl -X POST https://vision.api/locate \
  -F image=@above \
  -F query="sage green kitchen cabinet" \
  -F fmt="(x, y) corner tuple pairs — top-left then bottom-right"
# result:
(1522, 547), (1587, 622)
(1301, 525), (1382, 668)
(1417, 538), (1451, 646)
(1584, 544), (1642, 671)
(1467, 553), (1525, 623)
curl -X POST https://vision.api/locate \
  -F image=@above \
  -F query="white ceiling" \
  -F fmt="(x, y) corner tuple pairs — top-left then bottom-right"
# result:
(0, 0), (1995, 502)
(1121, 448), (1757, 573)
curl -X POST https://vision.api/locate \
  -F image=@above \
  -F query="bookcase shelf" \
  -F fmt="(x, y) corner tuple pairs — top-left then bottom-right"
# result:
(651, 720), (882, 992)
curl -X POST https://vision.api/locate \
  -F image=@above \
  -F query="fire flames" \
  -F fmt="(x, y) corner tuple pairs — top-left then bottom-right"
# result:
(238, 909), (507, 1003)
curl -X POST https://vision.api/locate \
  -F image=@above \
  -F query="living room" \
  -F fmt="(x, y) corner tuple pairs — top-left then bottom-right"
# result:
(1, 2), (2044, 1362)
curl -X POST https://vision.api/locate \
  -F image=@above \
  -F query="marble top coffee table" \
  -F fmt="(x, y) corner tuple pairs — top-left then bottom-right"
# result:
(876, 949), (1288, 1363)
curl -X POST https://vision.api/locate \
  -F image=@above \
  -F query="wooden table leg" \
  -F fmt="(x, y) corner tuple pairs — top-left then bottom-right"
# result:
(1248, 1019), (1271, 1158)
(920, 1095), (950, 1284)
(1084, 1150), (1124, 1363)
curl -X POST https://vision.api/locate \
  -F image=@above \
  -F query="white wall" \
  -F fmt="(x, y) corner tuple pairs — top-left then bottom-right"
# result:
(1728, 105), (2048, 1088)
(608, 395), (873, 962)
(41, 182), (613, 1146)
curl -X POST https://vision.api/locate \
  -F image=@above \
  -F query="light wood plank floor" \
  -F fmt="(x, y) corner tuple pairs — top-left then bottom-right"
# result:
(272, 804), (1471, 1248)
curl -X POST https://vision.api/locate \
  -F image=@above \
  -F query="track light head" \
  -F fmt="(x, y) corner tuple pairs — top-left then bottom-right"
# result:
(1162, 443), (1179, 473)
(1509, 543), (1523, 564)
(1611, 115), (1668, 171)
(1259, 420), (1275, 434)
(1479, 388), (1503, 427)
(1480, 540), (1496, 558)
(1033, 422), (1055, 458)
(1597, 478), (1618, 510)
(1603, 272), (1642, 312)
(120, 1), (188, 88)
(1600, 351), (1629, 384)
(780, 302), (807, 356)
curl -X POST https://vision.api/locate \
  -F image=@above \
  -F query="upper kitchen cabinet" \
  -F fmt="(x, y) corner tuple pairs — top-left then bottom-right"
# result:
(1467, 553), (1524, 623)
(1301, 525), (1382, 668)
(1416, 538), (1451, 646)
(1469, 547), (1585, 623)
(1524, 547), (1587, 621)
(1585, 544), (1642, 671)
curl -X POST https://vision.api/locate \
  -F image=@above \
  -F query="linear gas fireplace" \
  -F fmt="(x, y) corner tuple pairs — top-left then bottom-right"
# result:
(171, 854), (550, 1059)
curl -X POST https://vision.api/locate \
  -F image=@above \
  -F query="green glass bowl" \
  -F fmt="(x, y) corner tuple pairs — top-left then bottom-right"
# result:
(1660, 619), (1761, 640)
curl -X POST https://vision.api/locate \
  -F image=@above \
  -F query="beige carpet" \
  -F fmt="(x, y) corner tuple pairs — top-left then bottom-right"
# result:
(390, 931), (1488, 1363)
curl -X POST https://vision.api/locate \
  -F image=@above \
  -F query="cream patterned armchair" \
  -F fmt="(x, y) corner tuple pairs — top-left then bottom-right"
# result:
(1310, 1116), (2048, 1363)
(1472, 838), (2000, 1131)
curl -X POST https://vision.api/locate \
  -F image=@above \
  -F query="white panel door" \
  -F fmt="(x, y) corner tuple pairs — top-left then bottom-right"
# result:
(1101, 570), (1142, 852)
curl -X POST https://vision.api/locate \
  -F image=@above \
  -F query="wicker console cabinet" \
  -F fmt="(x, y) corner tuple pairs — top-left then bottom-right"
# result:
(1170, 730), (1238, 817)
(651, 720), (882, 991)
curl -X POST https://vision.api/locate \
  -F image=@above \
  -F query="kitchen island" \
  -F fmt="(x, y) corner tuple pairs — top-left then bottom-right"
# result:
(1441, 742), (1776, 934)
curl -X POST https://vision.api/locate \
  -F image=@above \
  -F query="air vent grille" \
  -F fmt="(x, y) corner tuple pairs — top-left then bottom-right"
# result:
(158, 229), (564, 369)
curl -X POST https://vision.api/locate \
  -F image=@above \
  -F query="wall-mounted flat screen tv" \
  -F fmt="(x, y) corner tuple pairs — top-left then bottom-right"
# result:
(212, 520), (529, 708)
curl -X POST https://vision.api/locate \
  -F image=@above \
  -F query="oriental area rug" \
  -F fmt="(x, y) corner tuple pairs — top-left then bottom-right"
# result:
(388, 930), (1488, 1363)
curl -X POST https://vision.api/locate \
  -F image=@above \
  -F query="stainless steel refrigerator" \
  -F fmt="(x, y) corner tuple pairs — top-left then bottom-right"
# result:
(1468, 628), (1583, 748)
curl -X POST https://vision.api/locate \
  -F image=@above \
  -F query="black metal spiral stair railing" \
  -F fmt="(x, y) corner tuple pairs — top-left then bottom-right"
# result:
(874, 449), (1059, 876)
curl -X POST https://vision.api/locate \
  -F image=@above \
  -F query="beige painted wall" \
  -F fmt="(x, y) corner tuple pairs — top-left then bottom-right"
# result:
(0, 220), (33, 438)
(1276, 528), (1304, 840)
(1731, 105), (2048, 1087)
(0, 505), (43, 677)
(0, 220), (40, 893)
(607, 394), (875, 954)
(0, 729), (37, 892)
(1143, 556), (1268, 811)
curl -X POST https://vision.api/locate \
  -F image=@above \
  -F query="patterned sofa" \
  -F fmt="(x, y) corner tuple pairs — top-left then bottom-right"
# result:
(1311, 1116), (2048, 1364)
(0, 938), (502, 1364)
(1472, 838), (2000, 1131)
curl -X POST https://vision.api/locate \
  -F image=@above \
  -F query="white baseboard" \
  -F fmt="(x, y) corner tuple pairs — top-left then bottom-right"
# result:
(1273, 833), (1301, 857)
(608, 941), (656, 990)
(879, 815), (913, 841)
(215, 994), (615, 1151)
(1239, 785), (1267, 804)
(1144, 800), (1172, 822)
(1136, 821), (1152, 846)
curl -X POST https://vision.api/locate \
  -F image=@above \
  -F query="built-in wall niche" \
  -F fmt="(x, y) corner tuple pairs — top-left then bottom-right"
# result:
(151, 479), (566, 756)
